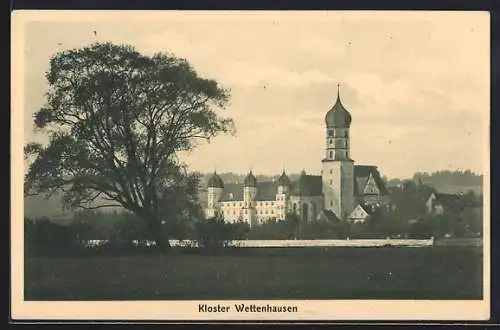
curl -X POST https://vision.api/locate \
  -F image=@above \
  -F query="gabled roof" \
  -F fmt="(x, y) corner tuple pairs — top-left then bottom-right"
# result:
(354, 165), (390, 196)
(317, 209), (340, 222)
(290, 174), (323, 197)
(347, 203), (372, 219)
(358, 202), (376, 215)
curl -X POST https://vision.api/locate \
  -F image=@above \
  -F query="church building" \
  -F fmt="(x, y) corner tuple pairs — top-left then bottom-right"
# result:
(205, 87), (391, 226)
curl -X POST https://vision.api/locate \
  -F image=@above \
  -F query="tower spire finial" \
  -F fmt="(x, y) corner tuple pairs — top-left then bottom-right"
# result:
(337, 83), (341, 102)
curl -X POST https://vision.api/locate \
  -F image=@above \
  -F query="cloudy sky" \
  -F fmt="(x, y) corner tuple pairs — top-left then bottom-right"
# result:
(17, 11), (489, 179)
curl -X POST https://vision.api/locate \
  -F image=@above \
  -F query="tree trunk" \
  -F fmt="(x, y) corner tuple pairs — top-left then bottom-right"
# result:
(154, 230), (171, 253)
(146, 217), (171, 253)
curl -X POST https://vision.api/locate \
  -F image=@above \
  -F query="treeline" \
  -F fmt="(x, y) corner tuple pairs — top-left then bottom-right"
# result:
(413, 170), (482, 186)
(200, 170), (482, 186)
(244, 207), (482, 241)
(384, 170), (482, 189)
(198, 172), (304, 185)
(24, 210), (249, 256)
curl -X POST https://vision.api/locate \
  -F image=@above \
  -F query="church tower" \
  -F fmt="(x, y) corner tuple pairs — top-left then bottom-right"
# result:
(321, 85), (355, 219)
(276, 170), (291, 219)
(207, 171), (224, 218)
(243, 171), (258, 227)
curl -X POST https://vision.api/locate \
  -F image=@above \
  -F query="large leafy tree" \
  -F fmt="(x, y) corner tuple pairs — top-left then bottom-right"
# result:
(24, 42), (234, 249)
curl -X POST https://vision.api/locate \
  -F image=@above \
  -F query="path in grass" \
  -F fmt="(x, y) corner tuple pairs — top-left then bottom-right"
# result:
(24, 247), (483, 300)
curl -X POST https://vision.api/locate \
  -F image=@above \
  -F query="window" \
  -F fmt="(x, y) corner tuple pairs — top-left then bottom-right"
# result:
(329, 139), (333, 144)
(329, 151), (333, 158)
(329, 180), (332, 185)
(329, 169), (332, 174)
(271, 202), (274, 206)
(330, 200), (333, 207)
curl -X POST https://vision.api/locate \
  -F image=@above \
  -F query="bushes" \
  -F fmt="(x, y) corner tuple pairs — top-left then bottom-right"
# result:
(246, 219), (291, 240)
(25, 217), (82, 256)
(194, 216), (250, 248)
(246, 216), (350, 240)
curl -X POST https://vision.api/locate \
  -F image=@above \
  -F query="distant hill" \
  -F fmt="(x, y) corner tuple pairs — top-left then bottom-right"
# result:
(24, 192), (122, 225)
(385, 170), (483, 195)
(24, 193), (72, 220)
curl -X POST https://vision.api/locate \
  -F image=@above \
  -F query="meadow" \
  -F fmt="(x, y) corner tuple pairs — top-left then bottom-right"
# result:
(24, 246), (483, 301)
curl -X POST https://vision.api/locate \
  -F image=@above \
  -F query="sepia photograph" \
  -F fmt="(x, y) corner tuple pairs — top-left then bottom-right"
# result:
(11, 10), (490, 321)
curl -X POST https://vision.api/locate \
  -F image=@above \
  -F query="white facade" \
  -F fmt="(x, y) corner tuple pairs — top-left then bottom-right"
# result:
(322, 160), (355, 220)
(207, 183), (291, 227)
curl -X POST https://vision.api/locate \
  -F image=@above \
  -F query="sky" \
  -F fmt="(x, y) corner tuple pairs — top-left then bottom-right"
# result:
(17, 11), (490, 179)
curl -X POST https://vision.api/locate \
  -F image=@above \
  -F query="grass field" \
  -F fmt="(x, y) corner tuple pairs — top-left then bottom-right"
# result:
(24, 246), (483, 300)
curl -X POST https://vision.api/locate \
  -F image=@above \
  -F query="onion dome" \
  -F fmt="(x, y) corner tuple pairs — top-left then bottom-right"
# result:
(277, 170), (291, 186)
(325, 84), (352, 128)
(244, 170), (257, 187)
(207, 171), (224, 188)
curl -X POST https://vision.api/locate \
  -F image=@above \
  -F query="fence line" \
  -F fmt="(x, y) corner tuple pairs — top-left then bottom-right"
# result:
(167, 238), (434, 248)
(83, 238), (435, 248)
